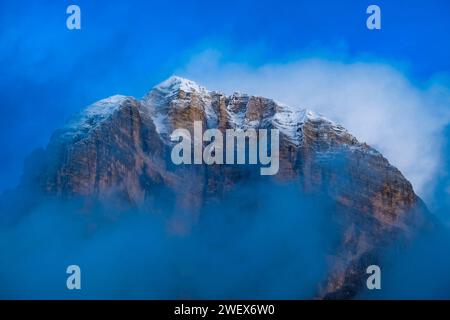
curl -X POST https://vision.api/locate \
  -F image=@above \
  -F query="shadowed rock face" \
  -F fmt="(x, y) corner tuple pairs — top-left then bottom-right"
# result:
(10, 76), (431, 298)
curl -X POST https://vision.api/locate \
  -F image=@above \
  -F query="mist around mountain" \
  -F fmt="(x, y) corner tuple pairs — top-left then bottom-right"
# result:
(0, 77), (449, 299)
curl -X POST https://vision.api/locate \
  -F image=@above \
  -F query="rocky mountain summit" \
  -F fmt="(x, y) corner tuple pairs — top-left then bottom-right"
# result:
(7, 76), (431, 298)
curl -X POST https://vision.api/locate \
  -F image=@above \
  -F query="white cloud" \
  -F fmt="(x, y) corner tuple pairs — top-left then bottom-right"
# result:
(178, 50), (450, 199)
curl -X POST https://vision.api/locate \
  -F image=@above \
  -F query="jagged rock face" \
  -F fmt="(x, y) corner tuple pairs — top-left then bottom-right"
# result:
(16, 76), (431, 298)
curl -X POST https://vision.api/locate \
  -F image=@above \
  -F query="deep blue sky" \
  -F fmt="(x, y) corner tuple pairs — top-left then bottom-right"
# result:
(0, 0), (449, 192)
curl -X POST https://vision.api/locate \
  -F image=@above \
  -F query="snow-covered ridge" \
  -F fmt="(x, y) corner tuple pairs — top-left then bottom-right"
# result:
(271, 105), (323, 145)
(60, 77), (357, 149)
(143, 77), (354, 146)
(79, 95), (129, 119)
(62, 95), (132, 137)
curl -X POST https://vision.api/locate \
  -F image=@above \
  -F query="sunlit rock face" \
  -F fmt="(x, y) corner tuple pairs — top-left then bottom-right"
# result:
(10, 76), (432, 298)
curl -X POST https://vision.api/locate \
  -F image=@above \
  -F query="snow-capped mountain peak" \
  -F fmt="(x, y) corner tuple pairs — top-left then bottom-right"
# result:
(152, 76), (209, 95)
